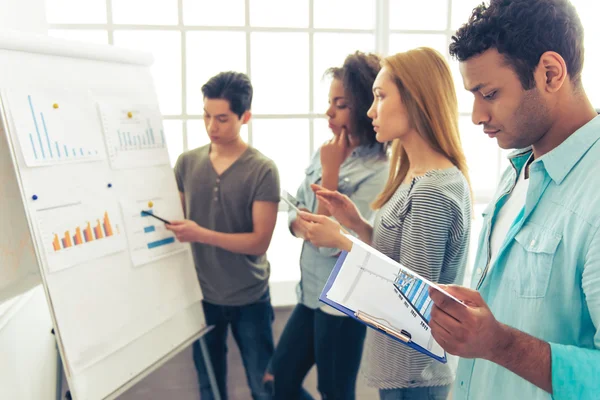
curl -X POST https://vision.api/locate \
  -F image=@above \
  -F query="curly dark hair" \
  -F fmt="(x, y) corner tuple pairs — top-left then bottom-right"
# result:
(326, 51), (385, 154)
(202, 71), (253, 119)
(449, 0), (585, 90)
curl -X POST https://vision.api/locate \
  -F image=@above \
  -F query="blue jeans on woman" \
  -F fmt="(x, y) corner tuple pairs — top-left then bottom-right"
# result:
(379, 385), (451, 400)
(193, 289), (274, 400)
(270, 303), (366, 400)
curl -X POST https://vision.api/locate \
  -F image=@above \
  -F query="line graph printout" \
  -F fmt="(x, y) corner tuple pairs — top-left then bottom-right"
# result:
(97, 100), (170, 169)
(325, 235), (447, 357)
(2, 89), (106, 167)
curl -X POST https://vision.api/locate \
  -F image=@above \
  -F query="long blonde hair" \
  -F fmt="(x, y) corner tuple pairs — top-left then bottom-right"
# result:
(372, 47), (471, 209)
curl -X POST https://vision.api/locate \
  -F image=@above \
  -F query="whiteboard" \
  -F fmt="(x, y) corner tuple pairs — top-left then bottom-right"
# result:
(0, 31), (206, 399)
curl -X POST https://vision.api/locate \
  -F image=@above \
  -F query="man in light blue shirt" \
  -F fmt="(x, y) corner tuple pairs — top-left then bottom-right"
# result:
(427, 0), (600, 399)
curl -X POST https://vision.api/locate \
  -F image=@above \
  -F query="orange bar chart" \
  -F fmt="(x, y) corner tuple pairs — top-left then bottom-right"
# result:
(52, 211), (117, 252)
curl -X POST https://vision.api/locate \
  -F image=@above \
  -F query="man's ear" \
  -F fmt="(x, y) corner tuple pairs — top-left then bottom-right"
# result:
(537, 51), (567, 93)
(242, 110), (252, 124)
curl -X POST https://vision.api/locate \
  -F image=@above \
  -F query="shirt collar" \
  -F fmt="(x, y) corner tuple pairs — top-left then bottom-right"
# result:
(507, 115), (600, 185)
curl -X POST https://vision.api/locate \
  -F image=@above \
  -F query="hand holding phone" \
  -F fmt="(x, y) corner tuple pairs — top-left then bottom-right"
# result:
(280, 190), (301, 213)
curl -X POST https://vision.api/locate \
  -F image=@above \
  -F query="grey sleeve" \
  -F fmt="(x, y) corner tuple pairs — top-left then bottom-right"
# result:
(254, 160), (281, 203)
(174, 154), (185, 192)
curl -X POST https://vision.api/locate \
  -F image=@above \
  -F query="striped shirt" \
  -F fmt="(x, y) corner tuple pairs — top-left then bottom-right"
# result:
(360, 167), (472, 389)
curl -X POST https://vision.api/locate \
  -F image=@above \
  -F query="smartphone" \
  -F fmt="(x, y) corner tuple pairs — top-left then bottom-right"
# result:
(280, 190), (301, 213)
(141, 209), (172, 224)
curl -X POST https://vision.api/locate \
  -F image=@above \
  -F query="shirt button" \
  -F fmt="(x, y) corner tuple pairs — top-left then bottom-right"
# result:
(214, 187), (218, 192)
(216, 178), (220, 183)
(476, 268), (482, 275)
(530, 239), (536, 248)
(460, 381), (464, 387)
(214, 197), (218, 201)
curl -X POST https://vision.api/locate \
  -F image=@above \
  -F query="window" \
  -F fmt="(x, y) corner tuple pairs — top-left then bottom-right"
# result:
(47, 0), (599, 289)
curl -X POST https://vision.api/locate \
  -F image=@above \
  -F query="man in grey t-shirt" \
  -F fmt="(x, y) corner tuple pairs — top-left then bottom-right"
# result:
(167, 71), (280, 400)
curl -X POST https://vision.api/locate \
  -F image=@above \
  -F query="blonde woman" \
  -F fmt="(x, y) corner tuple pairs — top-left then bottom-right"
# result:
(299, 47), (472, 400)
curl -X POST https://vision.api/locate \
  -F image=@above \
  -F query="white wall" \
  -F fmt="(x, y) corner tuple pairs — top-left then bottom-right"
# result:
(0, 1), (56, 400)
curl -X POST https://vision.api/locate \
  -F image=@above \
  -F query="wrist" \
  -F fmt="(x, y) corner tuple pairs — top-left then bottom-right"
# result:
(487, 322), (515, 363)
(197, 226), (214, 245)
(336, 234), (353, 252)
(320, 170), (340, 189)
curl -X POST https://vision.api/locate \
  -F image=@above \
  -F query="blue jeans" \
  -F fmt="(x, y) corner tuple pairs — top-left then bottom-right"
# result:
(379, 385), (451, 400)
(193, 290), (274, 400)
(270, 304), (366, 400)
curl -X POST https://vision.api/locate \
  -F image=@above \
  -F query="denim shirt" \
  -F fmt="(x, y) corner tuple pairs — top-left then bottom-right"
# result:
(288, 144), (389, 309)
(454, 115), (600, 400)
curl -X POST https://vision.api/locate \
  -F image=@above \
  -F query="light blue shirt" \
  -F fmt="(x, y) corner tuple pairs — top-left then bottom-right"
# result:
(455, 115), (600, 400)
(288, 144), (389, 309)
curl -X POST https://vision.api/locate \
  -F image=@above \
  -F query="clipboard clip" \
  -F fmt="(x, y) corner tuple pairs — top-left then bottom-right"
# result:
(355, 310), (412, 343)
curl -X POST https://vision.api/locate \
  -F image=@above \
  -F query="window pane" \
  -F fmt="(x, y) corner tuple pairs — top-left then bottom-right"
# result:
(113, 31), (182, 115)
(163, 120), (183, 167)
(251, 119), (310, 192)
(112, 0), (178, 25)
(460, 116), (500, 202)
(251, 33), (309, 114)
(313, 33), (375, 114)
(186, 120), (248, 151)
(452, 0), (488, 30)
(571, 0), (600, 107)
(268, 213), (302, 283)
(390, 0), (448, 31)
(313, 118), (334, 155)
(314, 0), (375, 30)
(45, 0), (106, 23)
(250, 0), (308, 28)
(48, 30), (109, 45)
(186, 32), (247, 115)
(450, 59), (474, 114)
(388, 33), (447, 57)
(183, 0), (245, 26)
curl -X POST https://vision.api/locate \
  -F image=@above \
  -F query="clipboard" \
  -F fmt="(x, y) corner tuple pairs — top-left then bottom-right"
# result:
(319, 251), (448, 363)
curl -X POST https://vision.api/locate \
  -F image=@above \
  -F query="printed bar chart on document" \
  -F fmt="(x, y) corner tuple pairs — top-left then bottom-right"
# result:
(97, 99), (170, 169)
(120, 196), (185, 267)
(320, 234), (466, 363)
(2, 88), (106, 167)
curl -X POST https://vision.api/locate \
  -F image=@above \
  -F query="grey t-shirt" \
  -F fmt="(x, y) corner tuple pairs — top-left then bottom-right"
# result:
(175, 144), (280, 306)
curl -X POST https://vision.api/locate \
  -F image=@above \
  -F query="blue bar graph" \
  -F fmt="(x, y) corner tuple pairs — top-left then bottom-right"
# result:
(29, 134), (38, 159)
(25, 95), (98, 162)
(141, 209), (153, 217)
(147, 237), (175, 249)
(394, 271), (433, 322)
(144, 226), (156, 233)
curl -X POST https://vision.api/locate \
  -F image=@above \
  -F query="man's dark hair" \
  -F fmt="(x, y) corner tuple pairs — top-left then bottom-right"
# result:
(201, 71), (253, 119)
(449, 0), (585, 90)
(326, 51), (385, 153)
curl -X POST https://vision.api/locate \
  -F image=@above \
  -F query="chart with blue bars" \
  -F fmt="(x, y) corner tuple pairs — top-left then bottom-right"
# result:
(98, 101), (171, 169)
(393, 271), (434, 323)
(124, 197), (184, 267)
(140, 209), (175, 250)
(4, 89), (106, 167)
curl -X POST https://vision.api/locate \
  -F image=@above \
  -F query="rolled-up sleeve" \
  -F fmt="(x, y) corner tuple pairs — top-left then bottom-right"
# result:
(550, 225), (600, 400)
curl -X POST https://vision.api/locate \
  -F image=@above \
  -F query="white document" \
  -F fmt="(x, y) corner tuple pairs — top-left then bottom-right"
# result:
(97, 99), (170, 169)
(2, 88), (106, 167)
(325, 235), (465, 360)
(120, 196), (186, 267)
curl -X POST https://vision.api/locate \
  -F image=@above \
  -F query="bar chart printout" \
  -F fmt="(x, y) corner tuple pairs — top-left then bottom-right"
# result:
(2, 89), (106, 167)
(37, 200), (127, 273)
(97, 101), (170, 169)
(122, 198), (185, 267)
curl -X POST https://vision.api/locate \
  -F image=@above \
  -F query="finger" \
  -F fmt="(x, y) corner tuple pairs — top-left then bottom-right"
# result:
(167, 220), (185, 226)
(339, 128), (349, 148)
(430, 304), (461, 330)
(442, 285), (485, 307)
(429, 314), (452, 336)
(429, 286), (471, 319)
(298, 211), (326, 223)
(310, 183), (325, 193)
(315, 195), (333, 209)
